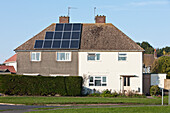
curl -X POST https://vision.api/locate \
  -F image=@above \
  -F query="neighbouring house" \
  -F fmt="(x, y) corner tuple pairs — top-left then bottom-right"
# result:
(3, 54), (17, 72)
(0, 65), (16, 74)
(14, 15), (144, 94)
(143, 49), (157, 73)
(143, 73), (166, 95)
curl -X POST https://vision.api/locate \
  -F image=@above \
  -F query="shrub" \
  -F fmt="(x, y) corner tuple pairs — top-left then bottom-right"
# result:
(0, 74), (82, 96)
(102, 89), (111, 94)
(150, 85), (160, 96)
(87, 90), (146, 98)
(88, 93), (100, 97)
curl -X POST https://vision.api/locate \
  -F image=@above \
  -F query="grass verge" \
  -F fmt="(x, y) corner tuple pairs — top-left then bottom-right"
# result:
(0, 96), (168, 105)
(27, 106), (170, 113)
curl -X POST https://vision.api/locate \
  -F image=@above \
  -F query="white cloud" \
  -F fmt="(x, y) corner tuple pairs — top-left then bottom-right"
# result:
(130, 1), (170, 6)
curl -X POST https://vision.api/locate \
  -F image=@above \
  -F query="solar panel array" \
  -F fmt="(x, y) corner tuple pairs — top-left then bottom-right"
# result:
(34, 23), (82, 49)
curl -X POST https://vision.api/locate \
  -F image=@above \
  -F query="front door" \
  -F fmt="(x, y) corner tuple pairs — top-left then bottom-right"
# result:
(123, 77), (131, 93)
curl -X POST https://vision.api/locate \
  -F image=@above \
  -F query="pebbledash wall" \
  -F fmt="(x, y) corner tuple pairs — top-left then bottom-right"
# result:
(17, 51), (78, 76)
(79, 51), (143, 94)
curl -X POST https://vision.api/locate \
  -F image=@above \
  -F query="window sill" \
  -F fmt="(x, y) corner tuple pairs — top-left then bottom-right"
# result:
(30, 60), (41, 62)
(87, 60), (101, 62)
(89, 86), (107, 87)
(56, 60), (72, 62)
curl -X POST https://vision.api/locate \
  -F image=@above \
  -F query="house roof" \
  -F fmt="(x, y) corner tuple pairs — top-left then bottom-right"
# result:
(143, 54), (155, 67)
(0, 65), (16, 73)
(4, 54), (17, 63)
(14, 23), (144, 51)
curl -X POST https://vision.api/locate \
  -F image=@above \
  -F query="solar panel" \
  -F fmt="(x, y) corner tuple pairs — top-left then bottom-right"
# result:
(34, 23), (82, 49)
(70, 40), (79, 48)
(72, 32), (80, 39)
(54, 32), (62, 39)
(43, 40), (52, 48)
(64, 24), (72, 31)
(52, 40), (61, 48)
(34, 40), (44, 48)
(45, 32), (54, 39)
(63, 32), (71, 39)
(55, 24), (63, 31)
(73, 24), (81, 31)
(61, 40), (70, 48)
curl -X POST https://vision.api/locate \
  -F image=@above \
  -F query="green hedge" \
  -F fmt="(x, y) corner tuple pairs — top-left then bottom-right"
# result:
(0, 74), (82, 96)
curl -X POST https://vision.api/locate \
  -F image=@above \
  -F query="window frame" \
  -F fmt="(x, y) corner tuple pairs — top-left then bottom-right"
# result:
(87, 53), (100, 61)
(118, 53), (127, 61)
(89, 76), (107, 86)
(30, 52), (41, 61)
(56, 52), (71, 61)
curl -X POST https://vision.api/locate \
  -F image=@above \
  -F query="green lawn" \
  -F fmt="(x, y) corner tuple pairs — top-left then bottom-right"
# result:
(27, 106), (170, 113)
(0, 96), (168, 105)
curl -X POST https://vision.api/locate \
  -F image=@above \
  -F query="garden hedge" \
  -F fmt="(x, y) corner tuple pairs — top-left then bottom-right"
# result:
(0, 74), (82, 96)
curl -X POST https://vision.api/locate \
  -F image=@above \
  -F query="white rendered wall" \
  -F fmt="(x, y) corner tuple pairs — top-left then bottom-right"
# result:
(79, 52), (143, 94)
(151, 74), (167, 89)
(5, 62), (17, 71)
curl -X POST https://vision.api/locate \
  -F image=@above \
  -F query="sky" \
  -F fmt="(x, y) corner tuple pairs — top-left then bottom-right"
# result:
(0, 0), (170, 63)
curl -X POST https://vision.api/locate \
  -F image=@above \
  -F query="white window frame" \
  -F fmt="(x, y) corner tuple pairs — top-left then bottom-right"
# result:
(87, 53), (100, 61)
(89, 76), (107, 86)
(31, 52), (41, 61)
(118, 53), (127, 61)
(56, 52), (71, 61)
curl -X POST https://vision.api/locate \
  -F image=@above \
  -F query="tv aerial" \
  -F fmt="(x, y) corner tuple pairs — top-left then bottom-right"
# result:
(68, 7), (77, 17)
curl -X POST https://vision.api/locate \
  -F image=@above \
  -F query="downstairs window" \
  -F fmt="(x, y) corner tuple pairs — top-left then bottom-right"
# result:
(89, 76), (107, 86)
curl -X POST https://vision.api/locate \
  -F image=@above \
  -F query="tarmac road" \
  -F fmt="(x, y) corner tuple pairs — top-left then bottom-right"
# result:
(0, 104), (55, 113)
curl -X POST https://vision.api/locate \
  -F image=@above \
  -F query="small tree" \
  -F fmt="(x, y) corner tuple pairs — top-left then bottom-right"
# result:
(151, 56), (170, 78)
(150, 85), (160, 96)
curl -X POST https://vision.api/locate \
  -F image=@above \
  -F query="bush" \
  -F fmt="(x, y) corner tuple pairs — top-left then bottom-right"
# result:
(88, 90), (145, 98)
(150, 85), (160, 96)
(0, 74), (82, 96)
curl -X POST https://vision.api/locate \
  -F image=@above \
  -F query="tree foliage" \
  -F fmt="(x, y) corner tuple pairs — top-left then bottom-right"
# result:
(136, 41), (170, 56)
(157, 46), (170, 57)
(151, 56), (170, 77)
(136, 41), (154, 54)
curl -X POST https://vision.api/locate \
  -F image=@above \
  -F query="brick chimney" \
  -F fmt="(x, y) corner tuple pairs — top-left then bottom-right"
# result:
(95, 15), (106, 23)
(59, 16), (69, 23)
(154, 49), (157, 59)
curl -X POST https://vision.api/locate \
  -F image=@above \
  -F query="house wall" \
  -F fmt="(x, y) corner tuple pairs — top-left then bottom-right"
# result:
(16, 51), (78, 76)
(79, 52), (143, 94)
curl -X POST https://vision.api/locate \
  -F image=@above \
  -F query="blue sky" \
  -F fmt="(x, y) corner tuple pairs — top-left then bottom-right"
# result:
(0, 0), (170, 63)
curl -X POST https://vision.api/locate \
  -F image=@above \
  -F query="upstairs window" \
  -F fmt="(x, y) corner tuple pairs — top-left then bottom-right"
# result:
(89, 76), (107, 86)
(87, 53), (100, 61)
(31, 52), (41, 61)
(118, 53), (127, 61)
(57, 52), (71, 61)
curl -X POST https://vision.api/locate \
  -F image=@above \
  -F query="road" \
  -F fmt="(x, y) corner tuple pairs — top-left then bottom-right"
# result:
(0, 105), (55, 113)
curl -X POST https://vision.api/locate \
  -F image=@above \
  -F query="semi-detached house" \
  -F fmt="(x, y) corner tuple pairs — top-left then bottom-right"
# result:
(14, 15), (144, 94)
